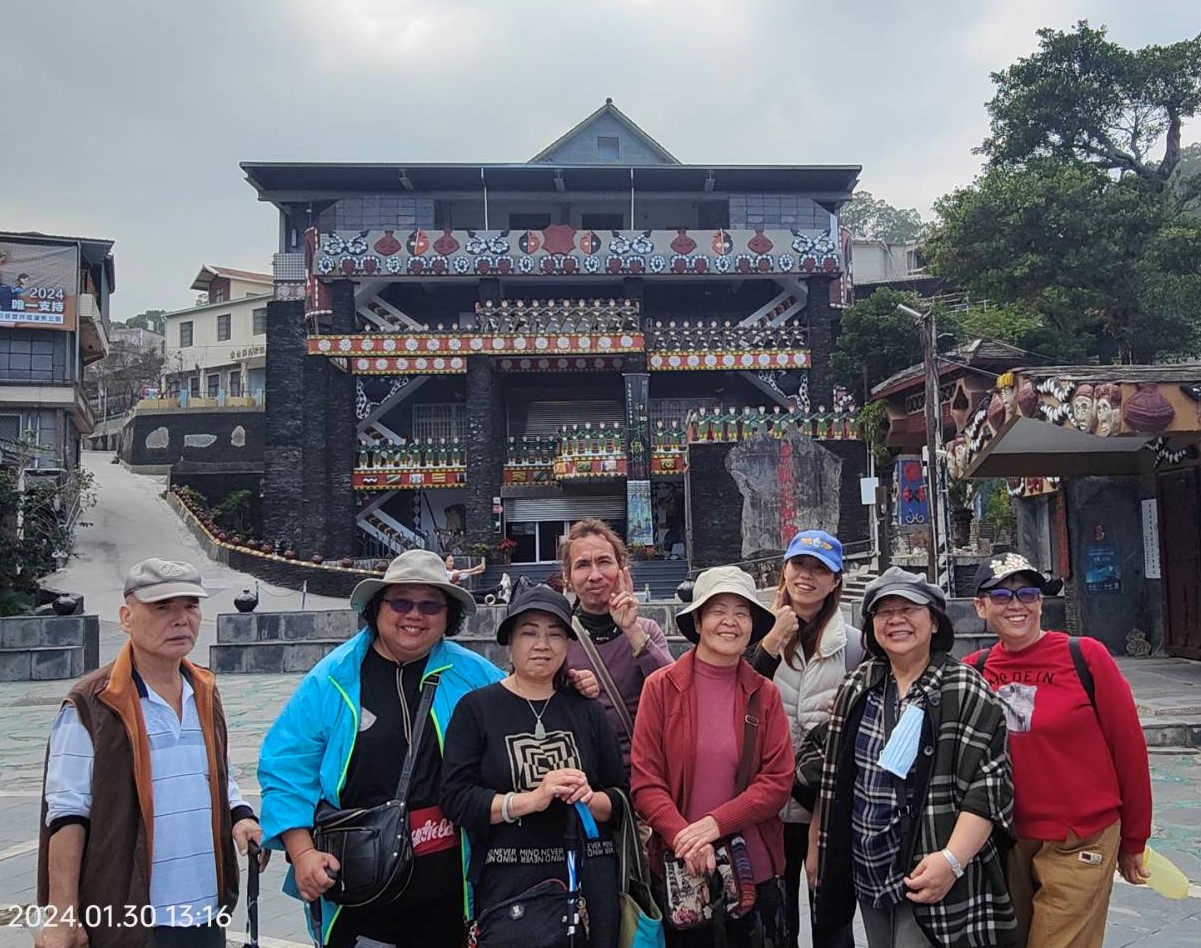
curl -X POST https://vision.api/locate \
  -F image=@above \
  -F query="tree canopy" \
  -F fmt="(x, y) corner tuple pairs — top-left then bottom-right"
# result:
(840, 190), (925, 243)
(927, 23), (1201, 364)
(982, 21), (1201, 184)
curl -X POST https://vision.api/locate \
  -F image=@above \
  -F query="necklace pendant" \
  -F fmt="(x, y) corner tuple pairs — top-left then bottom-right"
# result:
(534, 720), (546, 740)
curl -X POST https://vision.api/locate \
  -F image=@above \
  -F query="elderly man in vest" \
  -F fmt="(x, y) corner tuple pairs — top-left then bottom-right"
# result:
(36, 559), (264, 948)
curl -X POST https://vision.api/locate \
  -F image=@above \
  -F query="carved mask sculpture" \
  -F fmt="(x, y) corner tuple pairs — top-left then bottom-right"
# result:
(1095, 384), (1122, 437)
(1017, 378), (1039, 418)
(1071, 383), (1096, 433)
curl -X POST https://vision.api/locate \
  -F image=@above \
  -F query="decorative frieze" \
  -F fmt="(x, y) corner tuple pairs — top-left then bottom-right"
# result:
(310, 228), (841, 281)
(649, 350), (811, 371)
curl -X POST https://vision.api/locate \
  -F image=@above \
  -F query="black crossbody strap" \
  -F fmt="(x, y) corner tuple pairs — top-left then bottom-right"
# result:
(734, 689), (761, 794)
(393, 673), (440, 802)
(572, 617), (636, 741)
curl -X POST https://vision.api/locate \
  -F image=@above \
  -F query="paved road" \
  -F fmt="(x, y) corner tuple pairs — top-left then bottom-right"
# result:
(49, 451), (345, 666)
(0, 452), (1196, 945)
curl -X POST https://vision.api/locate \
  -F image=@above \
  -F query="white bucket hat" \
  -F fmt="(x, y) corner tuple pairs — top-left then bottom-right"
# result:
(674, 565), (775, 644)
(349, 549), (477, 617)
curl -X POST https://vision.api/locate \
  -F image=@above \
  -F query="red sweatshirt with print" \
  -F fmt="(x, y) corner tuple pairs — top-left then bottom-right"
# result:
(964, 631), (1151, 854)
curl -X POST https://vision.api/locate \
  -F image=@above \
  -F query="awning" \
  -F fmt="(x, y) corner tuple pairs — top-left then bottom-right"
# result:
(965, 417), (1151, 478)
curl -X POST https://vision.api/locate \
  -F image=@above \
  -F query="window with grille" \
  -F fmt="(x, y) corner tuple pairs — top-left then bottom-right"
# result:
(252, 308), (267, 335)
(207, 374), (220, 398)
(217, 314), (231, 341)
(179, 321), (194, 347)
(412, 403), (466, 442)
(229, 371), (242, 396)
(0, 413), (20, 445)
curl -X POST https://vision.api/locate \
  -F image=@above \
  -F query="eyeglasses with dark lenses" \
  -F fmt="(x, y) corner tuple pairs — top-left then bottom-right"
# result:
(382, 597), (447, 616)
(986, 587), (1042, 605)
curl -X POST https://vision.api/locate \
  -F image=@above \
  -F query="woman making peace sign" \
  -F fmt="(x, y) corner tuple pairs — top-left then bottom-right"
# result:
(561, 518), (674, 770)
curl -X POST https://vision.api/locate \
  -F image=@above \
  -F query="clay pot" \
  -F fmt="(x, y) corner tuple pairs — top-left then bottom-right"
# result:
(52, 595), (79, 616)
(260, 543), (274, 554)
(312, 554), (324, 565)
(340, 557), (355, 569)
(1123, 384), (1175, 433)
(234, 589), (259, 613)
(283, 549), (297, 560)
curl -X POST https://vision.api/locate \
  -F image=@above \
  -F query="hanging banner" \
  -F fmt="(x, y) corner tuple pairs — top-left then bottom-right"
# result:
(626, 479), (654, 547)
(623, 372), (651, 481)
(895, 456), (929, 526)
(0, 240), (79, 331)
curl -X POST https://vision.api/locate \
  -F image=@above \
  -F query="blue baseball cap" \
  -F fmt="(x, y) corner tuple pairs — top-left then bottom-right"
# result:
(783, 530), (843, 573)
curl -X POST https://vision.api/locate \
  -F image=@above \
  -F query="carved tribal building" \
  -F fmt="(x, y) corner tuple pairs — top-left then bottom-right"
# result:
(243, 102), (869, 575)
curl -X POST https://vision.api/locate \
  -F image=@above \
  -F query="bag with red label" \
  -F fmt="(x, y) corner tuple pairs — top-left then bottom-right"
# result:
(312, 675), (440, 907)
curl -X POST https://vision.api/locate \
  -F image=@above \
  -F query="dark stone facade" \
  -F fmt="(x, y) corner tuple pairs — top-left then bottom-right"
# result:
(119, 409), (264, 469)
(263, 290), (357, 558)
(464, 356), (504, 550)
(805, 276), (836, 411)
(264, 298), (306, 551)
(688, 436), (869, 570)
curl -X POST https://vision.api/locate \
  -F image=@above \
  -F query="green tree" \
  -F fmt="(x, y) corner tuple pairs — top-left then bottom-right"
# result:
(928, 23), (1201, 364)
(122, 309), (168, 335)
(840, 190), (924, 242)
(832, 289), (929, 397)
(982, 22), (1201, 184)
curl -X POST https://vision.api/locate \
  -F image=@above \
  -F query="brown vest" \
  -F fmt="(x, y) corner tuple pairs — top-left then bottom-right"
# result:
(37, 644), (240, 948)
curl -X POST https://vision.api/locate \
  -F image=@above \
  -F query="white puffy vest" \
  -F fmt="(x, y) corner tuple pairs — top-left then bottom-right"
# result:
(772, 614), (856, 823)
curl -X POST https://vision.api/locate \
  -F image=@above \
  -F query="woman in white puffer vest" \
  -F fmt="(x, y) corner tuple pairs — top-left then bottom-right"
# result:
(751, 530), (861, 948)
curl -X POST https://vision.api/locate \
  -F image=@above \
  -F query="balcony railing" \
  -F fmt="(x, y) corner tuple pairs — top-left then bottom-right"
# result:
(312, 228), (842, 280)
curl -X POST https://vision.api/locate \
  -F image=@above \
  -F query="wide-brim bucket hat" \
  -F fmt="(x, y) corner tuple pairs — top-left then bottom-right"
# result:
(497, 582), (576, 645)
(349, 549), (477, 616)
(674, 565), (775, 644)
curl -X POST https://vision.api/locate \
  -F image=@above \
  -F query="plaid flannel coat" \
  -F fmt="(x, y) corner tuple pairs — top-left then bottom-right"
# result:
(801, 651), (1017, 947)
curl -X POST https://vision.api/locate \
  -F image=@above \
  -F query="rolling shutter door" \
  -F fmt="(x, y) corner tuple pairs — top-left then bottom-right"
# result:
(508, 496), (626, 522)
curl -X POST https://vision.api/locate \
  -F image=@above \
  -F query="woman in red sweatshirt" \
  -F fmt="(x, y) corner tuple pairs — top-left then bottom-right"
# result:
(631, 566), (795, 948)
(966, 553), (1152, 948)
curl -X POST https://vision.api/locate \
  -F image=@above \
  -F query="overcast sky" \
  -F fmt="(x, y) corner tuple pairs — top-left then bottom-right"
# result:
(6, 0), (1197, 319)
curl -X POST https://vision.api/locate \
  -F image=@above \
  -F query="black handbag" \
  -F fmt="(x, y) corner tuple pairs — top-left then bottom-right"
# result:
(471, 878), (575, 948)
(311, 672), (440, 907)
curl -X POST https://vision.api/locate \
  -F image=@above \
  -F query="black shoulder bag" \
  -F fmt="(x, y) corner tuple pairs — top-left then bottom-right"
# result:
(312, 672), (441, 907)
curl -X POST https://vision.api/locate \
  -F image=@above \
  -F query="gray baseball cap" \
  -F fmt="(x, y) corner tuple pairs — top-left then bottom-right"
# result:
(123, 558), (208, 602)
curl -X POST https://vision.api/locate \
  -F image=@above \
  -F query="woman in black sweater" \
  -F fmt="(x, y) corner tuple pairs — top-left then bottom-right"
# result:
(442, 583), (626, 948)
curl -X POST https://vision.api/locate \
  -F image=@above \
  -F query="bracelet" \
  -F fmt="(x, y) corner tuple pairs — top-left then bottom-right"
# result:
(940, 848), (965, 879)
(501, 791), (518, 824)
(632, 631), (651, 657)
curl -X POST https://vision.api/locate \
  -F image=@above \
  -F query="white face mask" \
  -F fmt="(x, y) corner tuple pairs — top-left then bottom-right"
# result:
(878, 703), (925, 777)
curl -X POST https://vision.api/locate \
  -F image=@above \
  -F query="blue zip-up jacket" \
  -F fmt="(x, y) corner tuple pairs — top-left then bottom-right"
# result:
(257, 629), (504, 940)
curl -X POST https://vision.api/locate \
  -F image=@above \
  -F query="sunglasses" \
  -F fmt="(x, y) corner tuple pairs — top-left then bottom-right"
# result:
(381, 597), (447, 616)
(984, 587), (1042, 605)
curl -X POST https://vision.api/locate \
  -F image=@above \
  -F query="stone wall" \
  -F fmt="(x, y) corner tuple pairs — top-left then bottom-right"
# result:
(119, 408), (264, 472)
(688, 435), (869, 570)
(0, 614), (99, 681)
(1065, 476), (1160, 653)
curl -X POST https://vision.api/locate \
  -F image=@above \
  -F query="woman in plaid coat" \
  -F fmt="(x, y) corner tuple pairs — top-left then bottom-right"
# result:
(801, 568), (1016, 947)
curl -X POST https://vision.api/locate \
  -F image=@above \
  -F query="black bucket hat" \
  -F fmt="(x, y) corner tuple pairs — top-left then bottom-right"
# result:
(496, 582), (576, 645)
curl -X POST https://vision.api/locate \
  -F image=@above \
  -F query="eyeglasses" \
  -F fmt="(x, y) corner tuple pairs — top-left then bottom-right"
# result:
(872, 603), (926, 622)
(984, 587), (1042, 605)
(381, 597), (447, 616)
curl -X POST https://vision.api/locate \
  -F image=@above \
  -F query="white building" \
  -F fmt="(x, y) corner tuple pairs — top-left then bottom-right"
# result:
(163, 265), (271, 403)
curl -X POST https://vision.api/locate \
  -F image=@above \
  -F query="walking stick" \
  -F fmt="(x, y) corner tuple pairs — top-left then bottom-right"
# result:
(245, 839), (261, 948)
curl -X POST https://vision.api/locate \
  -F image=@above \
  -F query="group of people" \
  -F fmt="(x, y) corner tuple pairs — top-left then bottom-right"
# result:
(36, 523), (1152, 948)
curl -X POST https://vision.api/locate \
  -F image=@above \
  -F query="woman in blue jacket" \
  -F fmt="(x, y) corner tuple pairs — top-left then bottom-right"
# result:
(257, 549), (504, 948)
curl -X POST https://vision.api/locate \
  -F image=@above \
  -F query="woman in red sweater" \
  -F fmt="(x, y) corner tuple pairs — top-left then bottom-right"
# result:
(965, 553), (1152, 948)
(631, 566), (795, 948)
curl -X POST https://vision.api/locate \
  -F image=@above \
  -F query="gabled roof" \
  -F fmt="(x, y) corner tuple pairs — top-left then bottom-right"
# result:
(190, 265), (273, 293)
(871, 338), (1029, 399)
(528, 98), (679, 165)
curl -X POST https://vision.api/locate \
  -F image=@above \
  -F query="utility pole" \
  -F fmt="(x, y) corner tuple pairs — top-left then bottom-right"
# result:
(899, 303), (948, 588)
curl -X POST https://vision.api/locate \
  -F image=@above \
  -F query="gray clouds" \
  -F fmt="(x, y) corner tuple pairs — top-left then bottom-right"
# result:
(6, 0), (1197, 317)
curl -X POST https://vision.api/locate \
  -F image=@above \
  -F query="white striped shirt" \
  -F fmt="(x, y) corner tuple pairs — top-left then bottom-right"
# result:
(44, 675), (249, 926)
